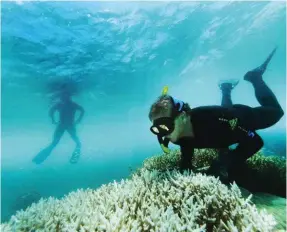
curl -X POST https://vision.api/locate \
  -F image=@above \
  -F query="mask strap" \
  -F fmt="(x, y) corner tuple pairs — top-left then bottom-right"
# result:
(172, 97), (184, 112)
(161, 85), (184, 112)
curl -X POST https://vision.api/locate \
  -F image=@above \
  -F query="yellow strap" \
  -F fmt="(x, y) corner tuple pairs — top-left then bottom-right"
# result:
(161, 144), (170, 153)
(162, 86), (169, 95)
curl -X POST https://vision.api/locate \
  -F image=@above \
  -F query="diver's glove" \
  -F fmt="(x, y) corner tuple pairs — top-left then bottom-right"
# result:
(207, 159), (229, 183)
(179, 164), (197, 174)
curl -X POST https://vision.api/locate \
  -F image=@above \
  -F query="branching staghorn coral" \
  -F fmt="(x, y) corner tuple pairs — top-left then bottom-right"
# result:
(136, 149), (286, 197)
(137, 149), (217, 173)
(247, 151), (286, 180)
(1, 169), (278, 232)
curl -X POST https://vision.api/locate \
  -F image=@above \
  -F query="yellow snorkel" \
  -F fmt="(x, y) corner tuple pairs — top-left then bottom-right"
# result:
(160, 143), (170, 153)
(162, 85), (169, 95)
(158, 85), (170, 154)
(153, 85), (186, 154)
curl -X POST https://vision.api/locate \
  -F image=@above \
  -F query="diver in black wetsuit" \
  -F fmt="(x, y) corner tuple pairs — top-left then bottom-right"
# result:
(149, 48), (284, 180)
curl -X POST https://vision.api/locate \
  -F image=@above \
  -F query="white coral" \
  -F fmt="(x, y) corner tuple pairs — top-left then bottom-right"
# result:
(1, 169), (277, 231)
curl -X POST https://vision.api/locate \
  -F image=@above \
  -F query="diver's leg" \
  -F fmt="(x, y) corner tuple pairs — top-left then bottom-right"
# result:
(67, 126), (81, 148)
(212, 80), (239, 181)
(218, 80), (239, 107)
(50, 125), (66, 148)
(244, 47), (284, 129)
(207, 150), (230, 184)
(221, 85), (232, 107)
(32, 125), (65, 164)
(67, 126), (81, 163)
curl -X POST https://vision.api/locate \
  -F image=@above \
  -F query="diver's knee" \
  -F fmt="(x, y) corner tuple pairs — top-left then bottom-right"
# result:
(257, 136), (264, 151)
(278, 108), (284, 119)
(275, 107), (284, 122)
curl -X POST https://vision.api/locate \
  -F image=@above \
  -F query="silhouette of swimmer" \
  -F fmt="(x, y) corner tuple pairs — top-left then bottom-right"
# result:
(32, 93), (85, 164)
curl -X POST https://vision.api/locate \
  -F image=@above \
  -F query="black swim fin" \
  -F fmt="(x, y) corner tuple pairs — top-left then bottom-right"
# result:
(258, 46), (277, 74)
(32, 147), (53, 164)
(218, 79), (240, 91)
(70, 148), (81, 164)
(244, 47), (277, 82)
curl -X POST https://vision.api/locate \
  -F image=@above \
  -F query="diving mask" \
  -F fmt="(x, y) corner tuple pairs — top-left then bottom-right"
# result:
(150, 96), (184, 137)
(150, 117), (175, 137)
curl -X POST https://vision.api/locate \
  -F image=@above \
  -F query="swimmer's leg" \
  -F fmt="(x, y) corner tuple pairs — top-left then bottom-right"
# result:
(244, 47), (284, 129)
(67, 126), (81, 164)
(210, 80), (239, 182)
(218, 79), (239, 107)
(32, 125), (65, 164)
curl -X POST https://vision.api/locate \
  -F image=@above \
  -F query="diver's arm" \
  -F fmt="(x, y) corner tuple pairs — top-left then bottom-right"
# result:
(75, 104), (85, 124)
(49, 104), (59, 124)
(178, 138), (195, 172)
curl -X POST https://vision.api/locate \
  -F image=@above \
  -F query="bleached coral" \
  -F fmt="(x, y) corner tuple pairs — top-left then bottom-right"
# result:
(140, 148), (286, 173)
(0, 223), (12, 232)
(1, 169), (277, 232)
(137, 149), (286, 196)
(139, 149), (217, 173)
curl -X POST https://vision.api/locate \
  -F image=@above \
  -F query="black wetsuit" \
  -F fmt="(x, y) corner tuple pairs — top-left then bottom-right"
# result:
(174, 105), (263, 170)
(174, 76), (284, 172)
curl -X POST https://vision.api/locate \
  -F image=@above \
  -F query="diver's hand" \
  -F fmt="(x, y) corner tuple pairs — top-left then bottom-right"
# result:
(75, 116), (83, 124)
(179, 163), (196, 174)
(179, 166), (195, 174)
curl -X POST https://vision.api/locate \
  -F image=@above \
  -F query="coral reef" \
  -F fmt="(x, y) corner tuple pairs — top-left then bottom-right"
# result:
(0, 169), (278, 231)
(240, 188), (286, 231)
(136, 149), (286, 197)
(0, 224), (11, 232)
(236, 152), (286, 197)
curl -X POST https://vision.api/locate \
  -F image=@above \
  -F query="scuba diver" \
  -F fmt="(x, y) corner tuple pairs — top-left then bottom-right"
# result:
(32, 92), (85, 164)
(149, 47), (284, 181)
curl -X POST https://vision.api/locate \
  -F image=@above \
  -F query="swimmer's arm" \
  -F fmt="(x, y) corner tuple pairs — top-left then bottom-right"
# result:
(75, 103), (85, 124)
(178, 138), (195, 171)
(49, 104), (59, 124)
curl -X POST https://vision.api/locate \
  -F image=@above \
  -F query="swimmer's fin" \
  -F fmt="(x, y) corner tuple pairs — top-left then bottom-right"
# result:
(218, 79), (239, 91)
(32, 147), (53, 164)
(244, 47), (277, 82)
(258, 46), (277, 74)
(70, 147), (81, 164)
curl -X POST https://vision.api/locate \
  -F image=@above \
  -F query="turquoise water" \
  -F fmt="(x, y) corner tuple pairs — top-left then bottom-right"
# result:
(1, 1), (286, 222)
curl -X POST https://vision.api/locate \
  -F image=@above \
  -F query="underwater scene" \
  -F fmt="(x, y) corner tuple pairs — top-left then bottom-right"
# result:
(1, 1), (286, 231)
